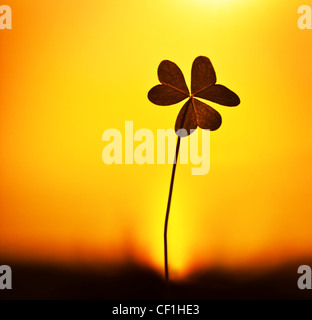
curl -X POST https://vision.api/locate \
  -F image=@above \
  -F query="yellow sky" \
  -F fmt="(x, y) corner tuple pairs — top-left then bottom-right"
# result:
(1, 0), (312, 278)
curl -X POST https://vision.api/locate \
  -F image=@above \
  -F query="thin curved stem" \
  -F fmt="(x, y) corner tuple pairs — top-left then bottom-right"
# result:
(164, 98), (191, 283)
(164, 136), (181, 283)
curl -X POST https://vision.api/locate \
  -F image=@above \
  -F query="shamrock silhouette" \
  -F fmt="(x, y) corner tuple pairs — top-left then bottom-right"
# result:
(148, 56), (240, 136)
(148, 56), (240, 283)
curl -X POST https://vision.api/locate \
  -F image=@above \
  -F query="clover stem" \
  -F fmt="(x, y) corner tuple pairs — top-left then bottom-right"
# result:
(164, 136), (181, 283)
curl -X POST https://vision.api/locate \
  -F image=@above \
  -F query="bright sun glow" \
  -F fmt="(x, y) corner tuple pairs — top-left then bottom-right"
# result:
(194, 0), (238, 4)
(180, 0), (254, 15)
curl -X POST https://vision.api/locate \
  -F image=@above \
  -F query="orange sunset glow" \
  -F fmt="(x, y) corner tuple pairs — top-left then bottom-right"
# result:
(1, 0), (312, 283)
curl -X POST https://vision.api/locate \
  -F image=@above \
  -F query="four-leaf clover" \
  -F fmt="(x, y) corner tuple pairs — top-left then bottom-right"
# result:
(147, 56), (240, 283)
(148, 56), (240, 136)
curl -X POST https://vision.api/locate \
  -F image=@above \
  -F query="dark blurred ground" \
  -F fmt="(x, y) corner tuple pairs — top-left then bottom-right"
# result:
(1, 259), (312, 300)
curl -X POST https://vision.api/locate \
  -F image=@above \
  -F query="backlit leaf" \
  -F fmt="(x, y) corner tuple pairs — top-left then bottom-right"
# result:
(148, 85), (188, 106)
(191, 56), (216, 95)
(158, 60), (190, 95)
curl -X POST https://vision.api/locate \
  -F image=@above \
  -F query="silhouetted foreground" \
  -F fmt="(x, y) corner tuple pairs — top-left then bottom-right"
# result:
(1, 259), (312, 300)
